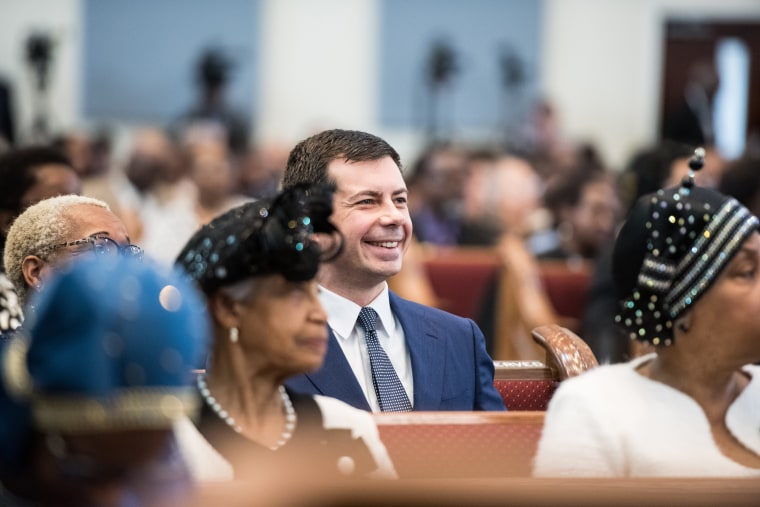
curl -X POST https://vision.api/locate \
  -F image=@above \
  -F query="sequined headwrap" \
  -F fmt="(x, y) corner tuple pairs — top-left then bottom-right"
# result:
(176, 184), (343, 293)
(612, 148), (759, 346)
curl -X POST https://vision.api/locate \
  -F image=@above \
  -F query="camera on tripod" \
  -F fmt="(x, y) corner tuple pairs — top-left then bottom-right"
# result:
(25, 31), (54, 91)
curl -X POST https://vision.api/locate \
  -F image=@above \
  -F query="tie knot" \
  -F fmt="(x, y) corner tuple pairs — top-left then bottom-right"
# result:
(357, 307), (378, 333)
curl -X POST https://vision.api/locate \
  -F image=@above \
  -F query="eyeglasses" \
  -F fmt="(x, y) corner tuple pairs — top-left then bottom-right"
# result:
(49, 234), (144, 261)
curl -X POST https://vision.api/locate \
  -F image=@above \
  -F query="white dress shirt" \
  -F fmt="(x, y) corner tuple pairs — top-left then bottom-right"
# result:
(319, 284), (414, 412)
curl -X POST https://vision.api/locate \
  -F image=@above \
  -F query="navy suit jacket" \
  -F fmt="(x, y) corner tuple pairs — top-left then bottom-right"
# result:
(285, 292), (506, 411)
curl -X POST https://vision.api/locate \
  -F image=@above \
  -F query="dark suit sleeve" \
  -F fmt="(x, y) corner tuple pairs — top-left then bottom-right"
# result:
(469, 319), (507, 411)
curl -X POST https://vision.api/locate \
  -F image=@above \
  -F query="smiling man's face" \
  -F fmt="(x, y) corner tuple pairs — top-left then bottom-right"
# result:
(320, 156), (412, 298)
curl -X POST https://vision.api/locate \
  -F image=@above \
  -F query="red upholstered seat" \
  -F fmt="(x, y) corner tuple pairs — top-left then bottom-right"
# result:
(493, 360), (558, 410)
(421, 247), (501, 319)
(538, 260), (592, 326)
(375, 412), (545, 478)
(494, 379), (558, 411)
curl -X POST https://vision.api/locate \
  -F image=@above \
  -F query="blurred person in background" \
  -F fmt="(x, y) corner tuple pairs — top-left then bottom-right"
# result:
(538, 169), (620, 262)
(238, 142), (289, 200)
(0, 76), (15, 148)
(457, 147), (503, 246)
(407, 143), (469, 246)
(459, 154), (546, 247)
(55, 127), (143, 242)
(719, 151), (760, 217)
(0, 147), (80, 334)
(122, 128), (199, 265)
(171, 48), (250, 158)
(0, 255), (208, 506)
(173, 184), (396, 480)
(185, 136), (250, 226)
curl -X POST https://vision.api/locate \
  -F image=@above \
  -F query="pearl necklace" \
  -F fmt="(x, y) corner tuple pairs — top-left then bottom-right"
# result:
(197, 375), (297, 451)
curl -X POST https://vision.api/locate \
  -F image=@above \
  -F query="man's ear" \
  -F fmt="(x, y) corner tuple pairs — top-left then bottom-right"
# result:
(21, 255), (46, 289)
(208, 291), (240, 330)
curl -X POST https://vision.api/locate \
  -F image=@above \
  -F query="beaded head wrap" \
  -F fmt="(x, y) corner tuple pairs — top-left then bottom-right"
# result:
(176, 184), (343, 294)
(612, 148), (760, 346)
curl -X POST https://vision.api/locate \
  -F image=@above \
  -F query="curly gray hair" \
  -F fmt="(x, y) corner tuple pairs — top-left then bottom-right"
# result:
(3, 194), (110, 305)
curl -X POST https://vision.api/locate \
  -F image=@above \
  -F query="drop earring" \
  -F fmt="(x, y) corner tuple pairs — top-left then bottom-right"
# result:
(229, 327), (239, 343)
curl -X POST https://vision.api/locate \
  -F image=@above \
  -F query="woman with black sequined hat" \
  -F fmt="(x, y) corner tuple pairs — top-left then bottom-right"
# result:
(534, 148), (760, 477)
(173, 184), (396, 481)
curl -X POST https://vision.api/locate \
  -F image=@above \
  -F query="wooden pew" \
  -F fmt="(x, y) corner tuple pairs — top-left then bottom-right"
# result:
(531, 323), (599, 381)
(196, 477), (760, 507)
(492, 327), (598, 409)
(493, 360), (557, 410)
(418, 246), (501, 320)
(373, 411), (545, 479)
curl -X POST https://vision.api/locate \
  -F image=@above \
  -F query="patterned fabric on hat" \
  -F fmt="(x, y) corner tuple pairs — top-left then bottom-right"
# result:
(176, 184), (342, 293)
(1, 255), (209, 445)
(612, 185), (759, 346)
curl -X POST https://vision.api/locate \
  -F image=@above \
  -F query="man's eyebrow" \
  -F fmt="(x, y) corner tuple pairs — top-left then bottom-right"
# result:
(345, 188), (407, 200)
(347, 190), (382, 199)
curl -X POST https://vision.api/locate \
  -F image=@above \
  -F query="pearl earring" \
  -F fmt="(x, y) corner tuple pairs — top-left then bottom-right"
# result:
(229, 327), (239, 344)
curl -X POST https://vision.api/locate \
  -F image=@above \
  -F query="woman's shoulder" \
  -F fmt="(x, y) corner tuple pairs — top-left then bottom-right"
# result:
(550, 355), (655, 402)
(173, 415), (234, 481)
(312, 394), (377, 431)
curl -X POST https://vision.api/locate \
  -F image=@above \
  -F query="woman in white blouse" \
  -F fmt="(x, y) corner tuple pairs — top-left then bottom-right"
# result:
(534, 149), (760, 477)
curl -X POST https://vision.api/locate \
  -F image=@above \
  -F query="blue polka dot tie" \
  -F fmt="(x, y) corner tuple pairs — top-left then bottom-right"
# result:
(357, 307), (412, 412)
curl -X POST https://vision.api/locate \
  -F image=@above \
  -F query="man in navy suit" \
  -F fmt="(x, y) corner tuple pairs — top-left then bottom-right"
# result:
(282, 129), (505, 412)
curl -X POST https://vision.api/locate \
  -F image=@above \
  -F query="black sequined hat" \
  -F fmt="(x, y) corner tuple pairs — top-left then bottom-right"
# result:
(176, 184), (342, 293)
(612, 148), (759, 346)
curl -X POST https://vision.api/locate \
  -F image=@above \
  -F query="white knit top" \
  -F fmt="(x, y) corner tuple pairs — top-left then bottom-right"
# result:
(534, 354), (760, 477)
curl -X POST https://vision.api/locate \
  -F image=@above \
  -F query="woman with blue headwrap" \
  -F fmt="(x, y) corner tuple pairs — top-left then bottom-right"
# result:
(0, 256), (209, 506)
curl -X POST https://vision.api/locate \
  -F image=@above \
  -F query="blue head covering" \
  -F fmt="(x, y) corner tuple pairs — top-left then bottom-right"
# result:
(0, 256), (210, 471)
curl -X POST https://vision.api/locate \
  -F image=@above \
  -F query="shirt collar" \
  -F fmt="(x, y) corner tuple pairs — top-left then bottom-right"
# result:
(319, 283), (395, 339)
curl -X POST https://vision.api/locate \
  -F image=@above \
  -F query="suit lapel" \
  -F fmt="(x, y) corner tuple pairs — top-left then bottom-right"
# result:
(302, 328), (371, 411)
(390, 292), (446, 410)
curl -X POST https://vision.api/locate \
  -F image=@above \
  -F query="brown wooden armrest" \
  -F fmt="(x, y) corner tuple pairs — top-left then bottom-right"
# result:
(531, 324), (599, 381)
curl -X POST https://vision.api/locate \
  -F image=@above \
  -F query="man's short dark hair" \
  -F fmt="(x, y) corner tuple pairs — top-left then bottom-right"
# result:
(282, 129), (402, 190)
(0, 146), (73, 213)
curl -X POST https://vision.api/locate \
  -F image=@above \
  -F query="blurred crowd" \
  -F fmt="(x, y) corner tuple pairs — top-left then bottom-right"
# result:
(3, 93), (760, 362)
(2, 46), (760, 501)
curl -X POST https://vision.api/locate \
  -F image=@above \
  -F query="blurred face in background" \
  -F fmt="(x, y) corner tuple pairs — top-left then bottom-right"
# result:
(566, 177), (620, 258)
(20, 165), (81, 210)
(189, 140), (236, 203)
(492, 156), (543, 236)
(419, 149), (469, 210)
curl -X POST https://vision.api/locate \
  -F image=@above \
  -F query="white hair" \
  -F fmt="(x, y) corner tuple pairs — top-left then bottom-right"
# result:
(3, 194), (110, 304)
